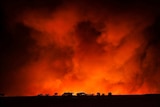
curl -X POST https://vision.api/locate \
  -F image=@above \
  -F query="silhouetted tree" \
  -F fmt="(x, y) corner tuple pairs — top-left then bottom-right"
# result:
(45, 94), (49, 96)
(97, 92), (100, 96)
(37, 94), (43, 96)
(102, 93), (105, 96)
(108, 92), (112, 96)
(54, 93), (58, 96)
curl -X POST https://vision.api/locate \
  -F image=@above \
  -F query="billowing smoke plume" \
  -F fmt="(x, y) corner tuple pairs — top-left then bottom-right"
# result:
(0, 0), (160, 96)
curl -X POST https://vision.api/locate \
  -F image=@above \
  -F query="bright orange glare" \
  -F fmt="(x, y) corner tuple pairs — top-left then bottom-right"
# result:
(7, 3), (160, 96)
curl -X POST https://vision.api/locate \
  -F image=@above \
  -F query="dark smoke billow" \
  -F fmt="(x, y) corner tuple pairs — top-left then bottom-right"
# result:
(0, 0), (160, 96)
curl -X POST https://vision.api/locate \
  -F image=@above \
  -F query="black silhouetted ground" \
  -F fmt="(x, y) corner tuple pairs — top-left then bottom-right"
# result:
(1, 94), (160, 107)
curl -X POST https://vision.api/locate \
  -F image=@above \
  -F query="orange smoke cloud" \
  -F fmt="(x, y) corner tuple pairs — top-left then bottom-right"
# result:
(1, 1), (160, 96)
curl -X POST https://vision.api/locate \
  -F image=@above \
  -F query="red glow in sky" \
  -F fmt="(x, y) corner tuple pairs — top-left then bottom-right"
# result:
(0, 0), (160, 96)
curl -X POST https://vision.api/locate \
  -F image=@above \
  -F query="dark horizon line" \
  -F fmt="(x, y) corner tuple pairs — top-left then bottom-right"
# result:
(1, 93), (160, 97)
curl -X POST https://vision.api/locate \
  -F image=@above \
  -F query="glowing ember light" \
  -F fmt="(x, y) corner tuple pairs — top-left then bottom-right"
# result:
(1, 1), (160, 96)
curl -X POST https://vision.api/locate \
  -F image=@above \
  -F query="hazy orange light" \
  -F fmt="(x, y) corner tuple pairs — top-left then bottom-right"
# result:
(5, 2), (160, 96)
